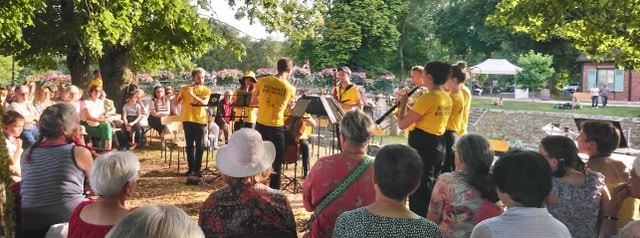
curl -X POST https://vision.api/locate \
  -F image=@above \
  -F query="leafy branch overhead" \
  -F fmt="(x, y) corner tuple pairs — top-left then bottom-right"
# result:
(488, 0), (640, 70)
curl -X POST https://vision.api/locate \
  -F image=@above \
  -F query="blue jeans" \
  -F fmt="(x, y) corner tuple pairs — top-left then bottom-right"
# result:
(20, 127), (39, 150)
(591, 96), (599, 107)
(602, 96), (608, 107)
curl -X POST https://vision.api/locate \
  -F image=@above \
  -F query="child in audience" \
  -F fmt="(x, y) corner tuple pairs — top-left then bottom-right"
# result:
(471, 150), (571, 237)
(578, 120), (638, 229)
(539, 135), (610, 238)
(121, 93), (143, 150)
(333, 144), (443, 237)
(3, 110), (24, 182)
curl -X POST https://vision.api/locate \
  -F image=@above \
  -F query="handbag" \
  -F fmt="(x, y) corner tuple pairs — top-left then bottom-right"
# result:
(303, 155), (374, 231)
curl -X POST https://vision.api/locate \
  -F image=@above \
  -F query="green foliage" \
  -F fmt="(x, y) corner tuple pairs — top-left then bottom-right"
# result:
(489, 0), (640, 70)
(514, 50), (555, 91)
(0, 107), (15, 237)
(553, 70), (571, 92)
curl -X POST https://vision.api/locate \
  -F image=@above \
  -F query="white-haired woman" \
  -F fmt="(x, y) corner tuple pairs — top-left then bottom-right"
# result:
(107, 205), (204, 238)
(68, 151), (140, 238)
(60, 85), (83, 113)
(20, 103), (93, 237)
(199, 128), (297, 237)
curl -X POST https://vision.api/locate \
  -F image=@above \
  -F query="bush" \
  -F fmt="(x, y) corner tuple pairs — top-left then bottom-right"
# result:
(0, 107), (16, 237)
(515, 50), (555, 91)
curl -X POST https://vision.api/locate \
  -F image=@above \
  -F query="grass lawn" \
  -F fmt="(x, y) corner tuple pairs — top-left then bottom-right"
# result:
(471, 98), (639, 118)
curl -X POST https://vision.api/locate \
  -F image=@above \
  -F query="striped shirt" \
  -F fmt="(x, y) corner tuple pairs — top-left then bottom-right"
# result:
(471, 206), (571, 238)
(151, 98), (170, 115)
(20, 143), (86, 229)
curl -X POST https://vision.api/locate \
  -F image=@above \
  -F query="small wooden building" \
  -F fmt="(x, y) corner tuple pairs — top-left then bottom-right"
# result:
(577, 53), (640, 101)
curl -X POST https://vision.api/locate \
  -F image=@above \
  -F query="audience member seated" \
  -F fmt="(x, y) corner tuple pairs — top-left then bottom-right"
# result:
(33, 84), (54, 114)
(7, 85), (40, 149)
(472, 82), (483, 96)
(20, 103), (93, 238)
(60, 85), (83, 113)
(303, 109), (377, 237)
(578, 120), (638, 229)
(333, 144), (443, 237)
(82, 85), (113, 151)
(68, 151), (140, 238)
(198, 128), (297, 237)
(470, 150), (571, 238)
(602, 155), (640, 236)
(148, 86), (171, 145)
(3, 111), (25, 183)
(106, 205), (204, 238)
(427, 133), (502, 237)
(120, 93), (144, 150)
(539, 135), (610, 238)
(0, 86), (8, 108)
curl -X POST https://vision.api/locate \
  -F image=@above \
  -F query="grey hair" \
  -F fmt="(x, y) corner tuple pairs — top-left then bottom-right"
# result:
(90, 151), (141, 197)
(339, 109), (373, 146)
(39, 103), (79, 139)
(63, 85), (79, 100)
(106, 205), (204, 238)
(455, 133), (494, 170)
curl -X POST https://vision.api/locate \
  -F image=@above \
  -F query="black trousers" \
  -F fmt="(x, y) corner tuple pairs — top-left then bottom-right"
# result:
(233, 121), (254, 131)
(300, 139), (310, 176)
(256, 123), (285, 189)
(441, 130), (458, 173)
(183, 121), (206, 172)
(407, 128), (446, 217)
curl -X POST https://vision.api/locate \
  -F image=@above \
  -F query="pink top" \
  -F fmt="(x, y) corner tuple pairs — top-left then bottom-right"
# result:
(302, 153), (376, 238)
(68, 200), (134, 238)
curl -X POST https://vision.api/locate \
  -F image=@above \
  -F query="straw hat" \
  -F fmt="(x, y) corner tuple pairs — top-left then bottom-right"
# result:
(216, 128), (275, 177)
(241, 71), (257, 83)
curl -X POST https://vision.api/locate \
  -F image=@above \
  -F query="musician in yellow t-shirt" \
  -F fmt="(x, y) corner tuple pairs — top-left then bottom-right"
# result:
(397, 61), (452, 218)
(441, 65), (468, 173)
(175, 67), (211, 177)
(333, 67), (362, 111)
(88, 70), (103, 88)
(232, 71), (258, 131)
(252, 58), (296, 189)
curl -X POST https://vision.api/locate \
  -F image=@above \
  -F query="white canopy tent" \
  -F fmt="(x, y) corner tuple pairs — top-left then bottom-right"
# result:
(471, 59), (527, 98)
(471, 59), (522, 75)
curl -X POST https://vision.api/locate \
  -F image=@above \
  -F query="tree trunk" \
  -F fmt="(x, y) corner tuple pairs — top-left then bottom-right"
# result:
(99, 44), (135, 114)
(67, 45), (90, 89)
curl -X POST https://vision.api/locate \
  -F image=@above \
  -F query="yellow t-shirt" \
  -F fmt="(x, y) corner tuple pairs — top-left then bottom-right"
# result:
(232, 88), (257, 123)
(179, 84), (211, 124)
(255, 76), (296, 127)
(336, 85), (360, 111)
(89, 78), (103, 88)
(458, 85), (472, 135)
(411, 90), (452, 136)
(446, 91), (465, 133)
(283, 110), (311, 140)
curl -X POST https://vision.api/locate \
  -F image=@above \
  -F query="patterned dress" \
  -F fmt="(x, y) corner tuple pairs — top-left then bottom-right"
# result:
(198, 183), (297, 238)
(429, 171), (502, 238)
(547, 171), (604, 238)
(302, 154), (376, 238)
(333, 208), (443, 238)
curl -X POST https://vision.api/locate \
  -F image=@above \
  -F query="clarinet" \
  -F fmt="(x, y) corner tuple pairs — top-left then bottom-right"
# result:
(374, 86), (420, 125)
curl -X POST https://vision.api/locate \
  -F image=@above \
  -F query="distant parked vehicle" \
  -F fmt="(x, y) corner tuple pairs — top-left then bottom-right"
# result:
(562, 82), (581, 93)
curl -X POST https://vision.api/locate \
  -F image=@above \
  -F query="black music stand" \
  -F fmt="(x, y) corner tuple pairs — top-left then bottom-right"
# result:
(233, 92), (252, 129)
(282, 99), (311, 193)
(304, 95), (345, 158)
(201, 93), (223, 184)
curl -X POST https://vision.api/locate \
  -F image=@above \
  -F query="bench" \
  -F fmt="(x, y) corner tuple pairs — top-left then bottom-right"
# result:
(573, 92), (593, 103)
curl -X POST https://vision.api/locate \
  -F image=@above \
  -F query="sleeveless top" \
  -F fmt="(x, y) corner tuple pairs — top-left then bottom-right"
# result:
(67, 200), (132, 238)
(151, 98), (170, 117)
(21, 143), (86, 229)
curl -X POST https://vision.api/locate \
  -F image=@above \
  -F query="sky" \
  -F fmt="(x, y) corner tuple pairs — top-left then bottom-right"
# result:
(204, 0), (286, 41)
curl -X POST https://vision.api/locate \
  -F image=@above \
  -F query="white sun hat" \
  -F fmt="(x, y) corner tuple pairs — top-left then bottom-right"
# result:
(216, 128), (276, 177)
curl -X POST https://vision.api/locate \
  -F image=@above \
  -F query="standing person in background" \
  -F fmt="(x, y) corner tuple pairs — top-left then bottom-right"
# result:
(455, 61), (472, 135)
(441, 65), (467, 173)
(232, 71), (258, 131)
(333, 67), (362, 111)
(397, 61), (453, 217)
(601, 84), (610, 108)
(252, 58), (296, 189)
(590, 83), (600, 108)
(175, 68), (211, 177)
(89, 69), (103, 88)
(578, 120), (638, 229)
(215, 90), (233, 144)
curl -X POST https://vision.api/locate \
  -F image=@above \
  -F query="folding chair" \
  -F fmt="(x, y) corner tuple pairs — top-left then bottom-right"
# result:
(167, 121), (186, 173)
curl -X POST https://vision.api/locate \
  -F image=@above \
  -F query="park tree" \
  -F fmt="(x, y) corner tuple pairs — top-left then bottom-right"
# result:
(514, 50), (555, 91)
(489, 0), (640, 70)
